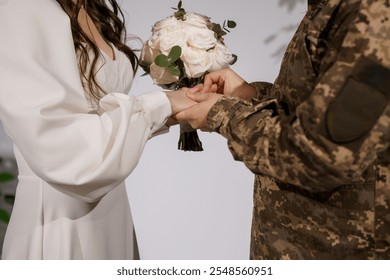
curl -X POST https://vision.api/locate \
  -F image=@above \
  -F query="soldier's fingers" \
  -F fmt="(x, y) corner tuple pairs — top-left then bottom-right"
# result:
(202, 72), (224, 93)
(186, 92), (211, 102)
(209, 84), (218, 93)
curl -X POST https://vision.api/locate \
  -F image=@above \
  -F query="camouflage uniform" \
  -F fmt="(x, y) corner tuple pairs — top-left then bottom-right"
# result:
(207, 0), (390, 259)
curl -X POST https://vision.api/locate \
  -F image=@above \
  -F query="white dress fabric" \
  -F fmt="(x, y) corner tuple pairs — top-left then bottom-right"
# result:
(0, 0), (171, 259)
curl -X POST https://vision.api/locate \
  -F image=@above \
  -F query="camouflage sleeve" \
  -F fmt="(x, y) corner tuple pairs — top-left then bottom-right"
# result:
(207, 2), (390, 192)
(249, 81), (274, 100)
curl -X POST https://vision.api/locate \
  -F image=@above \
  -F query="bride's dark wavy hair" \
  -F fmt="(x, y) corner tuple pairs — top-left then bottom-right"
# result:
(56, 0), (139, 102)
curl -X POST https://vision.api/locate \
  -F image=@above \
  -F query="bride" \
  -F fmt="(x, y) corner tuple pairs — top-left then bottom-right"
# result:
(0, 0), (194, 259)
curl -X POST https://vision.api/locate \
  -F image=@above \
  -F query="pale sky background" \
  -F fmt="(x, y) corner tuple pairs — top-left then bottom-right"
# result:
(0, 0), (307, 259)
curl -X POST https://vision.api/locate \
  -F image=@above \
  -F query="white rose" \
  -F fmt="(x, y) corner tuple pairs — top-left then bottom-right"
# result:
(140, 43), (160, 65)
(184, 12), (211, 28)
(149, 63), (179, 85)
(186, 25), (217, 50)
(146, 32), (161, 49)
(152, 16), (179, 33)
(159, 24), (188, 55)
(182, 47), (212, 78)
(208, 42), (234, 72)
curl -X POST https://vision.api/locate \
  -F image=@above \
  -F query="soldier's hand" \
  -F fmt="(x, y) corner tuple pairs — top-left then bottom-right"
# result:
(201, 68), (257, 100)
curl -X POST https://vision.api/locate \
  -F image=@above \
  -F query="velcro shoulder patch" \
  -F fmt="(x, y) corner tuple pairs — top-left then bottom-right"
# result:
(326, 57), (389, 143)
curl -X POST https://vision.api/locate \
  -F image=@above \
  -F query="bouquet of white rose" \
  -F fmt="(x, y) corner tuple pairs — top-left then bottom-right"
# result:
(140, 1), (237, 151)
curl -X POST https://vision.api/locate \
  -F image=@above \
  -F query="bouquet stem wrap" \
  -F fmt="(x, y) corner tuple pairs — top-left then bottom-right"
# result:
(174, 80), (203, 152)
(178, 122), (203, 151)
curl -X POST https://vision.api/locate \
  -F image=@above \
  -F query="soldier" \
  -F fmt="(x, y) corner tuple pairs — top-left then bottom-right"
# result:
(176, 0), (390, 259)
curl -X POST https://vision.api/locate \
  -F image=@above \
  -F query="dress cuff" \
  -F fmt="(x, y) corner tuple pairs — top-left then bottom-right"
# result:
(138, 91), (172, 134)
(151, 124), (170, 138)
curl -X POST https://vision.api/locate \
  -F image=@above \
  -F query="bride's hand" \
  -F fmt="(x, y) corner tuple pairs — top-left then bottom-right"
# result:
(165, 88), (197, 115)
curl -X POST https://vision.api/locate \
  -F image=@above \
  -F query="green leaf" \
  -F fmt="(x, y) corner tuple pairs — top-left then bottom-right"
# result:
(212, 23), (227, 39)
(0, 209), (10, 224)
(174, 10), (185, 19)
(227, 20), (237, 29)
(154, 54), (171, 67)
(168, 65), (181, 76)
(168, 46), (182, 63)
(0, 172), (15, 182)
(230, 54), (238, 65)
(212, 23), (222, 33)
(173, 1), (186, 19)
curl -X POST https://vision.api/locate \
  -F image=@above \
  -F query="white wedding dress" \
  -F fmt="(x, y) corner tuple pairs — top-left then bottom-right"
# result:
(0, 0), (171, 259)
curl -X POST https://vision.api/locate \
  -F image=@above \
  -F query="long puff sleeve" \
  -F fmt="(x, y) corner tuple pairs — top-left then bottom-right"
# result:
(0, 0), (171, 202)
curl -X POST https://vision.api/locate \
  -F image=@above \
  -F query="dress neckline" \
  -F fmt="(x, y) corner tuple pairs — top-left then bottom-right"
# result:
(81, 42), (117, 62)
(100, 43), (116, 62)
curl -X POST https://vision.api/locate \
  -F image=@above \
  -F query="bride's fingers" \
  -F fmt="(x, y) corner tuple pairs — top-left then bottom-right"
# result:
(190, 84), (203, 93)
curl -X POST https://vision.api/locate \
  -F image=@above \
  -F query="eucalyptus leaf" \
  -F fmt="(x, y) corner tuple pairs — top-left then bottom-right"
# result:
(230, 54), (238, 65)
(227, 20), (237, 28)
(168, 46), (182, 63)
(168, 65), (181, 76)
(173, 1), (186, 19)
(174, 10), (185, 19)
(212, 23), (222, 33)
(154, 54), (171, 67)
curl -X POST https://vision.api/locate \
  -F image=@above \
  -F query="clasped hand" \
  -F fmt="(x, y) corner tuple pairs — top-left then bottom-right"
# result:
(165, 87), (222, 129)
(166, 68), (257, 129)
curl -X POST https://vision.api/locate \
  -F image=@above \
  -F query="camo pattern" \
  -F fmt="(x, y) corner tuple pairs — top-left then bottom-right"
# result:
(207, 0), (390, 259)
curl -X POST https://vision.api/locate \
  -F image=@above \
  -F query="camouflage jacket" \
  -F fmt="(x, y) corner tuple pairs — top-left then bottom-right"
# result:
(208, 0), (390, 259)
